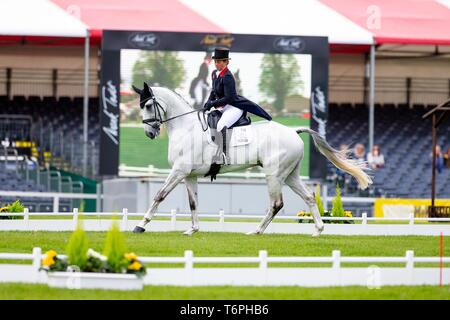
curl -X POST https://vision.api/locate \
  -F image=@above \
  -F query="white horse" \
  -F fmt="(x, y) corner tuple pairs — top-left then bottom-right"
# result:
(131, 83), (372, 237)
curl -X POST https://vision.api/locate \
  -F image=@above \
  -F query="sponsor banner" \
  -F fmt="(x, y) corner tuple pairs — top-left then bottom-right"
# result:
(374, 198), (450, 218)
(102, 30), (327, 56)
(99, 49), (121, 175)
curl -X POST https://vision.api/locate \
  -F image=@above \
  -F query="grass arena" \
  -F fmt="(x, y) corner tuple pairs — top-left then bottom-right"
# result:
(0, 225), (449, 299)
(2, 1), (450, 308)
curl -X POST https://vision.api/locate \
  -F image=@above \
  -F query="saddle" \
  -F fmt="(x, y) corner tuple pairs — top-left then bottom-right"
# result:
(204, 110), (251, 181)
(207, 109), (251, 130)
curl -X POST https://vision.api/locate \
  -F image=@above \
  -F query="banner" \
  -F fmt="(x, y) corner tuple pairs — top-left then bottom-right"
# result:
(374, 198), (450, 218)
(99, 31), (328, 177)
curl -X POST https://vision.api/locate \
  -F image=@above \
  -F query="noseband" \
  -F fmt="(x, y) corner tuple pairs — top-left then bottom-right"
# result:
(142, 97), (165, 129)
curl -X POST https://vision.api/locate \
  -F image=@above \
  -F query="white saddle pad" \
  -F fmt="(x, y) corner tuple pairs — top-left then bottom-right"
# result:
(206, 125), (253, 147)
(230, 125), (253, 146)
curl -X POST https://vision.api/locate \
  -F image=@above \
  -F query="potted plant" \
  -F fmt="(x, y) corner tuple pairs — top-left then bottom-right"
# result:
(42, 221), (146, 290)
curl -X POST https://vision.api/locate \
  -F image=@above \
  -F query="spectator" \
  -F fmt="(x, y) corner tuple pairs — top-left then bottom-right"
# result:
(431, 145), (444, 173)
(353, 143), (366, 166)
(444, 147), (450, 168)
(367, 144), (385, 170)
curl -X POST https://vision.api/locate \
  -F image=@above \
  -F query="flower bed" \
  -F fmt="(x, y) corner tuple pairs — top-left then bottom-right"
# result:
(297, 185), (355, 224)
(40, 221), (146, 290)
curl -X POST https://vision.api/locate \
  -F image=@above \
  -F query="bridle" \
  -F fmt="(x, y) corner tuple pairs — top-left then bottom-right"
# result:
(141, 95), (208, 131)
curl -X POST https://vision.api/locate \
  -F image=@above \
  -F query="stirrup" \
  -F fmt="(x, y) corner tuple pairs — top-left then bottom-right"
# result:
(212, 152), (230, 166)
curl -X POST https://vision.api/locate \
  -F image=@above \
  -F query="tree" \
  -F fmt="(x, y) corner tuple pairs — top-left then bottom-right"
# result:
(132, 51), (185, 90)
(258, 54), (303, 112)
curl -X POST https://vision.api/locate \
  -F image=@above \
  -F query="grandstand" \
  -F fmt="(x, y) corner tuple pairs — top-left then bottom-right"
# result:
(0, 91), (99, 211)
(325, 102), (450, 199)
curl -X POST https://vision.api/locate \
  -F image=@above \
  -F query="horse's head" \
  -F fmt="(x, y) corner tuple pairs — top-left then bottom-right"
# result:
(132, 82), (165, 140)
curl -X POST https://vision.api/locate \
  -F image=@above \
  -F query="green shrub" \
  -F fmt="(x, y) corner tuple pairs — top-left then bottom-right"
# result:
(66, 221), (89, 270)
(315, 185), (325, 216)
(331, 184), (345, 218)
(103, 221), (128, 273)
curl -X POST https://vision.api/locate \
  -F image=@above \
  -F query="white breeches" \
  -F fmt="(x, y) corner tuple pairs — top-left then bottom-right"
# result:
(217, 104), (243, 131)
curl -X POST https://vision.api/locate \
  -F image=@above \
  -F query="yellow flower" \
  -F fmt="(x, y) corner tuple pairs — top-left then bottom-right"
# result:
(125, 252), (138, 261)
(345, 211), (352, 217)
(297, 211), (305, 216)
(0, 206), (10, 212)
(128, 261), (142, 271)
(46, 250), (57, 258)
(42, 250), (57, 267)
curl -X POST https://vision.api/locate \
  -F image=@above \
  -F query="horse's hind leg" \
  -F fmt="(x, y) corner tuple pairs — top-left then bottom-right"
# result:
(246, 176), (284, 235)
(285, 167), (324, 237)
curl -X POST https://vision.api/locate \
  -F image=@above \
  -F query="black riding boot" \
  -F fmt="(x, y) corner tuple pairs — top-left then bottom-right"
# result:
(211, 126), (229, 165)
(205, 127), (229, 181)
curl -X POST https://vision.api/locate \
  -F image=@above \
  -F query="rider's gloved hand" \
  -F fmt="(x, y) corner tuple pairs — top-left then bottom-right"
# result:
(203, 101), (213, 110)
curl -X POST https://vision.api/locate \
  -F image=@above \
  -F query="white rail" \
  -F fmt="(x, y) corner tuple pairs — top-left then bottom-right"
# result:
(0, 248), (448, 287)
(0, 190), (102, 213)
(2, 208), (450, 223)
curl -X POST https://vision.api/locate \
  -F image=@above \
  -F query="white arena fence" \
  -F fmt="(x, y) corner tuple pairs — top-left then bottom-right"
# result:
(1, 208), (450, 235)
(0, 248), (448, 287)
(0, 190), (102, 213)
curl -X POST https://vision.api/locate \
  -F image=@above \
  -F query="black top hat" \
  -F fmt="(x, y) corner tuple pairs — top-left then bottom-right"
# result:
(212, 47), (230, 60)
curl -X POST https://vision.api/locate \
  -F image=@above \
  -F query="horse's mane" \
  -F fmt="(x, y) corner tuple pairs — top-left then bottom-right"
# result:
(155, 86), (194, 110)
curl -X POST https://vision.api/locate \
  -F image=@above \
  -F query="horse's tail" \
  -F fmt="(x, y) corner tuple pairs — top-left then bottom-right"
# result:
(296, 127), (373, 190)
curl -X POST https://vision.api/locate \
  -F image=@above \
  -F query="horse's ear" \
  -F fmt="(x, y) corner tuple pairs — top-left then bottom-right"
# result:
(143, 82), (153, 97)
(132, 85), (142, 95)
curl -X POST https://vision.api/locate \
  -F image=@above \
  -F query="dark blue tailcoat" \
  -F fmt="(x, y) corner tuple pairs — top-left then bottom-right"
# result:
(206, 68), (272, 121)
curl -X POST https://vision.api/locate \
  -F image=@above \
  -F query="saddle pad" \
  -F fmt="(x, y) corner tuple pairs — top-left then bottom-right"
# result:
(229, 125), (253, 147)
(206, 126), (253, 147)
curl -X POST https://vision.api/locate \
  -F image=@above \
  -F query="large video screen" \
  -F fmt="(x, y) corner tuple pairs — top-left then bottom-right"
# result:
(119, 50), (312, 176)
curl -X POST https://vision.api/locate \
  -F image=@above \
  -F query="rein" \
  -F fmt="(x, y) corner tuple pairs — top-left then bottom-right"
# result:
(141, 95), (208, 130)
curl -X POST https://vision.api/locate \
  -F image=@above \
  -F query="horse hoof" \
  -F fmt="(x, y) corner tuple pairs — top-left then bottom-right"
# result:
(183, 228), (199, 236)
(133, 226), (146, 233)
(311, 228), (323, 238)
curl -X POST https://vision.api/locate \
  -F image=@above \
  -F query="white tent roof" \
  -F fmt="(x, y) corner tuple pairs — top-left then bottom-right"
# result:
(0, 0), (88, 38)
(180, 0), (374, 45)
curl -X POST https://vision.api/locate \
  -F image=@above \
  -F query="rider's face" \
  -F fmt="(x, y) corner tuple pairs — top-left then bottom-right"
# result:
(214, 59), (228, 71)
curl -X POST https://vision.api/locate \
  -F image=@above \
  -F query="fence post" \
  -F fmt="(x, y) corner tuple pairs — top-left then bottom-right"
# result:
(171, 209), (177, 231)
(259, 250), (268, 286)
(53, 195), (59, 214)
(184, 250), (193, 286)
(32, 247), (42, 283)
(362, 212), (367, 225)
(121, 208), (128, 231)
(72, 208), (79, 230)
(24, 207), (29, 229)
(406, 250), (414, 285)
(332, 250), (341, 269)
(406, 250), (414, 269)
(259, 250), (268, 270)
(332, 250), (341, 286)
(409, 213), (414, 225)
(219, 209), (225, 230)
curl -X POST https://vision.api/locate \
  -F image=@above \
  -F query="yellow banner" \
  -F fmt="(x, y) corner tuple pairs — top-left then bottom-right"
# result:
(374, 198), (450, 218)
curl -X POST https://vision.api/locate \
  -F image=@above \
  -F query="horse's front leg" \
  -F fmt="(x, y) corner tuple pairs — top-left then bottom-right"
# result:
(133, 170), (186, 233)
(183, 176), (199, 236)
